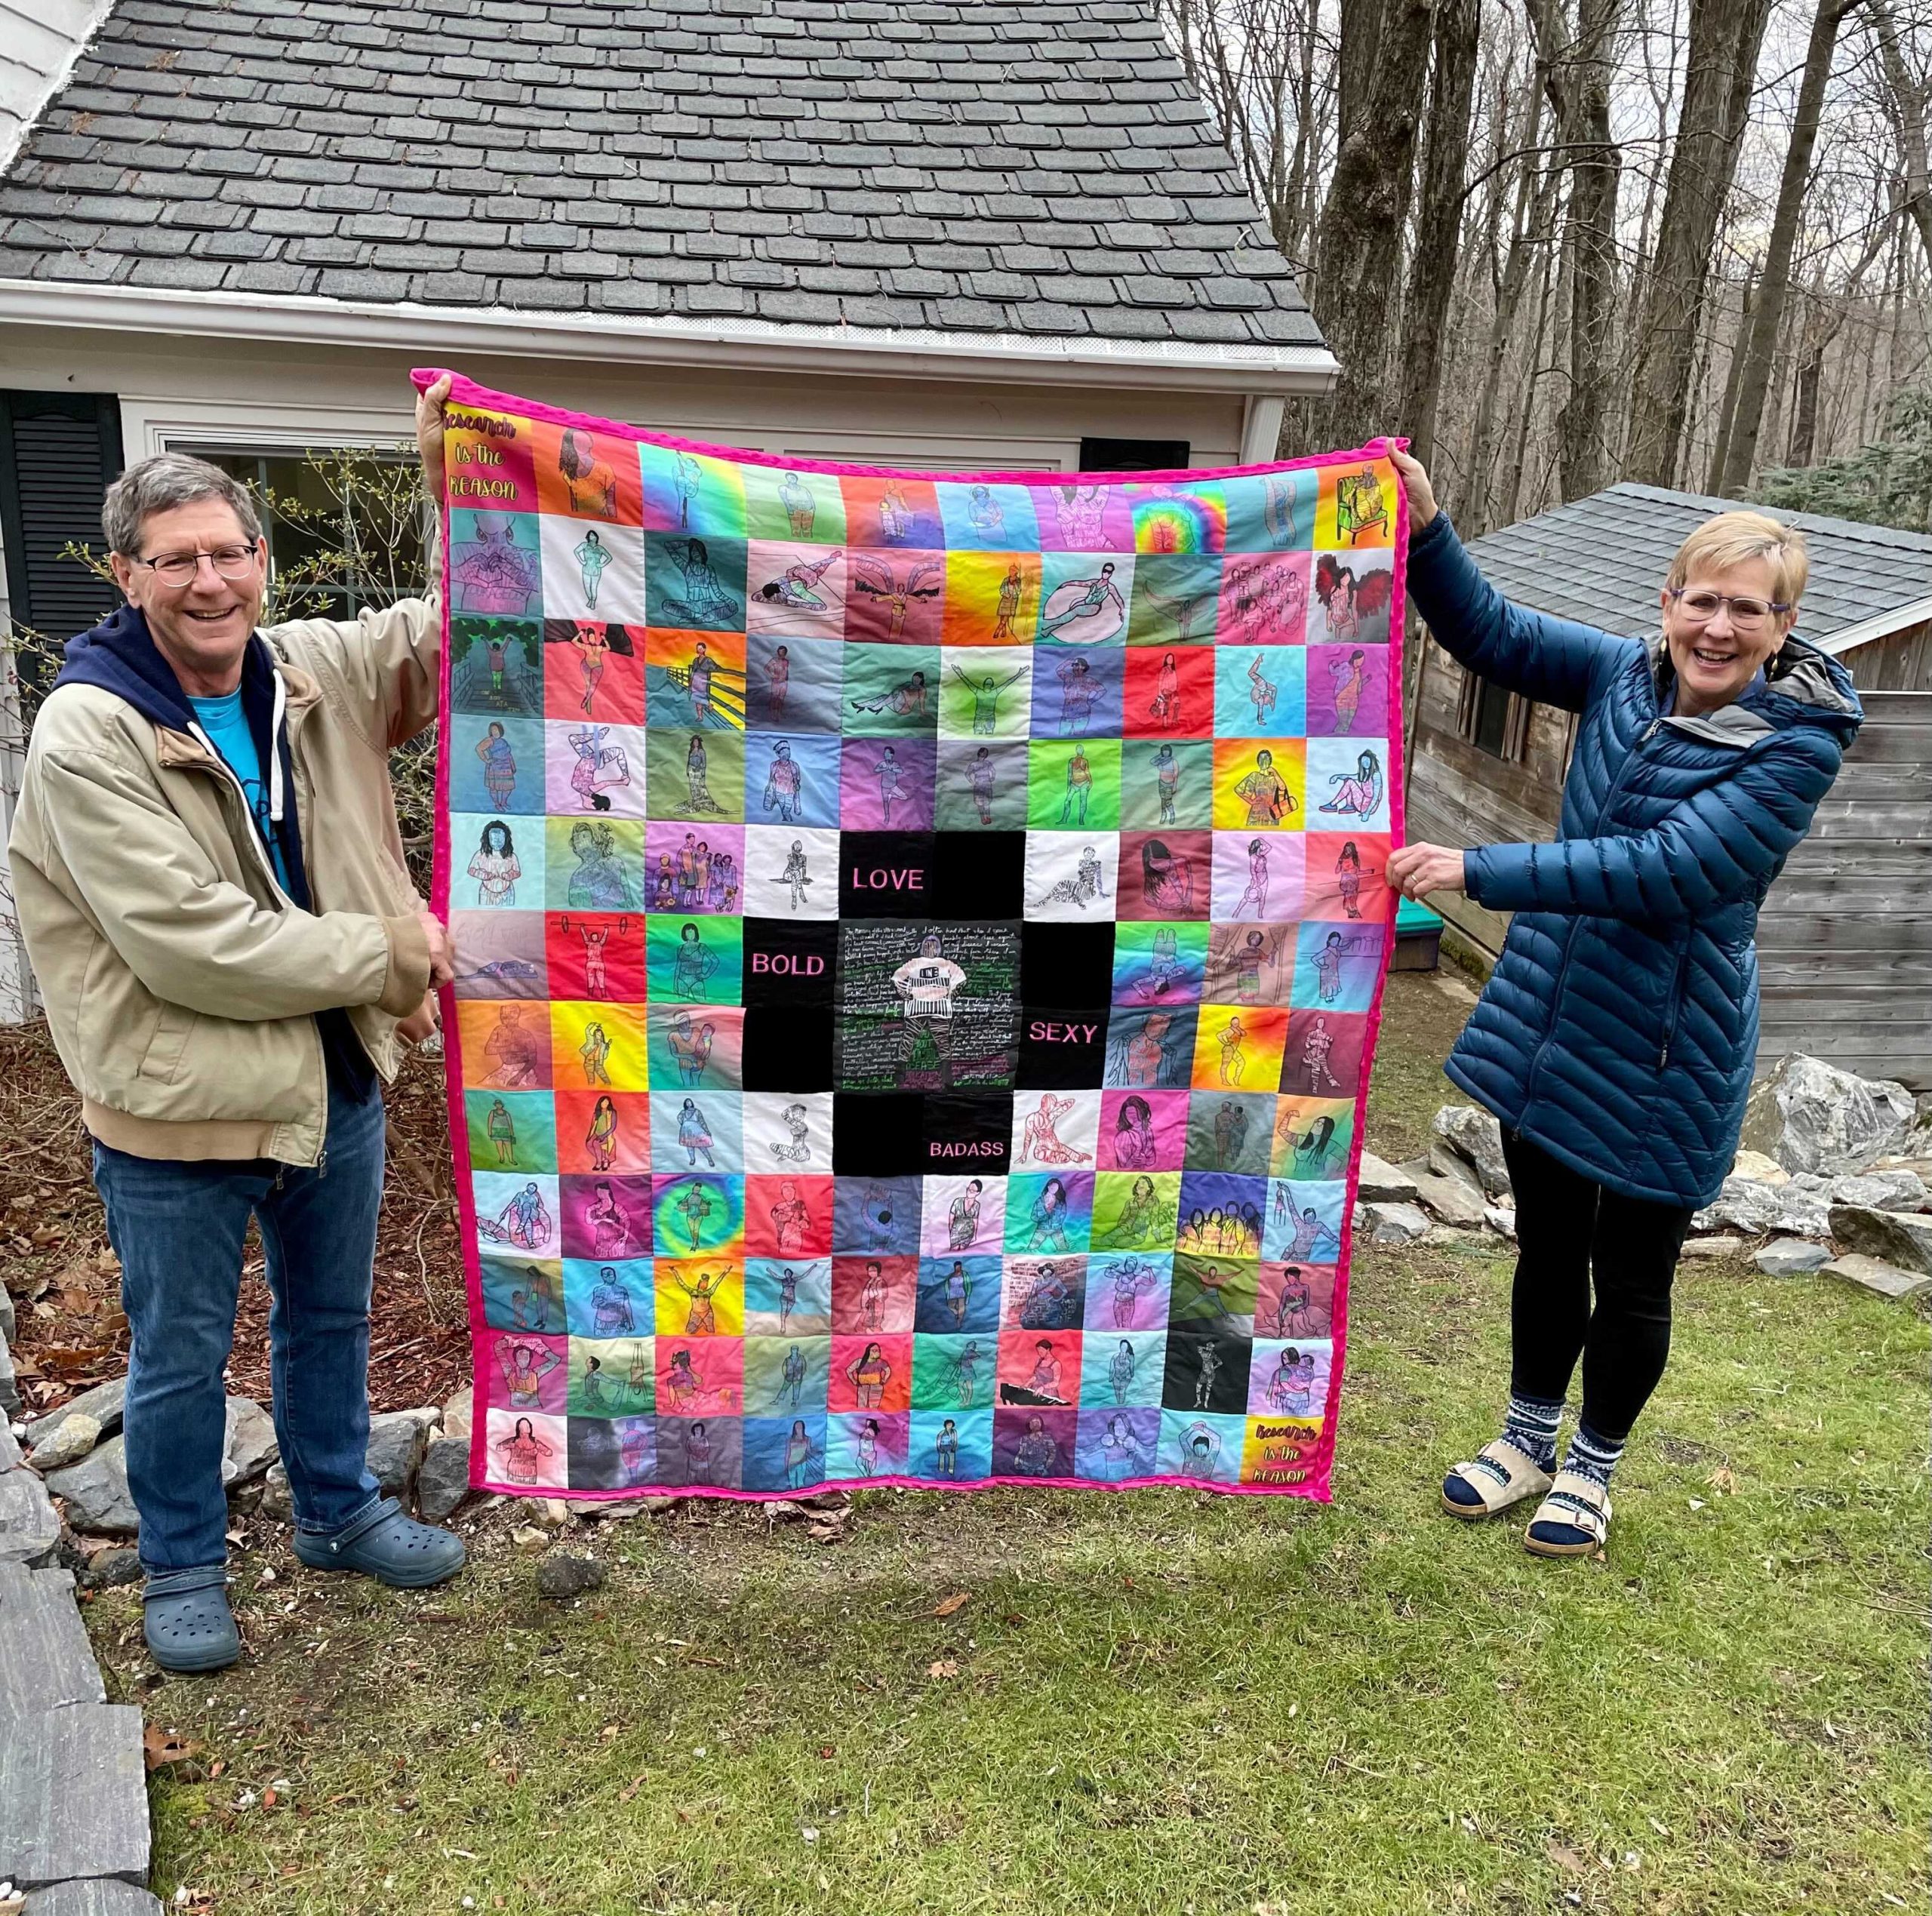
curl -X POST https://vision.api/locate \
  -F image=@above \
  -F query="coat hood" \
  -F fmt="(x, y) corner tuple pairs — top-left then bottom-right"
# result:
(54, 601), (288, 738)
(1646, 630), (1863, 749)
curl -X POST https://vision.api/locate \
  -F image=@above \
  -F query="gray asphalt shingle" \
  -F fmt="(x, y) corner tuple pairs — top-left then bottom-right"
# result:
(0, 0), (1324, 348)
(1463, 484), (1932, 646)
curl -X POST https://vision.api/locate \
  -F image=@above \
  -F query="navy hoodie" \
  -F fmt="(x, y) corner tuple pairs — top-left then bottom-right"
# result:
(53, 605), (377, 1104)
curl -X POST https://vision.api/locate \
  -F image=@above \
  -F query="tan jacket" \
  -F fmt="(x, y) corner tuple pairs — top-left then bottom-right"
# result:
(9, 598), (441, 1164)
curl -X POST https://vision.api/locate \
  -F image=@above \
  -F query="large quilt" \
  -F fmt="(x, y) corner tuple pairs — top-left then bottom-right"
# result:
(419, 368), (1407, 1503)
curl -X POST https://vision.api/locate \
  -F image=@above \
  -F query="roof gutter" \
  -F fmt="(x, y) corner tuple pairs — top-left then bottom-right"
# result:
(0, 278), (1341, 397)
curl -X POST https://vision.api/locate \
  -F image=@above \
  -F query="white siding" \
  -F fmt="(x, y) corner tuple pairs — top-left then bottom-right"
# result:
(0, 0), (112, 171)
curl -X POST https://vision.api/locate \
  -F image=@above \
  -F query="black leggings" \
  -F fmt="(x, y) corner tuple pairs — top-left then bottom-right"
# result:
(1502, 1127), (1697, 1444)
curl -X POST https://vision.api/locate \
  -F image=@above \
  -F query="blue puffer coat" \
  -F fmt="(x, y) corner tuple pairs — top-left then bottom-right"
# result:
(1407, 512), (1863, 1207)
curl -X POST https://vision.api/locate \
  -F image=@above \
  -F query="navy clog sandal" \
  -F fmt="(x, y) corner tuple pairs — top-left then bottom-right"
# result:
(143, 1565), (240, 1673)
(292, 1496), (467, 1588)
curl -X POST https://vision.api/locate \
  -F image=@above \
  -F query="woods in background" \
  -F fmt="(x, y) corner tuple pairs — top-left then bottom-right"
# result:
(1164, 0), (1932, 532)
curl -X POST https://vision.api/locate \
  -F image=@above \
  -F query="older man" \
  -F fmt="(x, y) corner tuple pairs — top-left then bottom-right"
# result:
(9, 376), (465, 1671)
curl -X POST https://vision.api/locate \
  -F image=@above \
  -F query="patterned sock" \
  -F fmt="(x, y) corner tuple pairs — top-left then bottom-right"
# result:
(1561, 1423), (1625, 1490)
(1500, 1395), (1562, 1472)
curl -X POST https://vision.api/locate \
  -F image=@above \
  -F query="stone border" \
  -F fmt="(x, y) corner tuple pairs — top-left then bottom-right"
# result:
(0, 1419), (160, 1914)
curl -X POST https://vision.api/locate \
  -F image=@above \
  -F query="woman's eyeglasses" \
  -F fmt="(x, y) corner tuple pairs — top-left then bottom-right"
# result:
(132, 545), (261, 588)
(1669, 586), (1789, 631)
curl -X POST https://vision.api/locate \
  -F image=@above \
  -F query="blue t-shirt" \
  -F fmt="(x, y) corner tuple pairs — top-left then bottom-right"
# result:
(188, 688), (291, 891)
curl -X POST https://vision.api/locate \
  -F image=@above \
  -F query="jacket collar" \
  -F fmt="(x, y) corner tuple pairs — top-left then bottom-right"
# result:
(1645, 632), (1862, 748)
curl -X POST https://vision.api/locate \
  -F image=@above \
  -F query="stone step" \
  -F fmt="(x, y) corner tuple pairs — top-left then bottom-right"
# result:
(0, 1566), (105, 1723)
(0, 1469), (62, 1570)
(24, 1881), (167, 1914)
(0, 1704), (150, 1890)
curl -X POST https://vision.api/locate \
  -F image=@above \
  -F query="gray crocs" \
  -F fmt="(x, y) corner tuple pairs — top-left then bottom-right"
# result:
(292, 1495), (466, 1588)
(143, 1565), (239, 1673)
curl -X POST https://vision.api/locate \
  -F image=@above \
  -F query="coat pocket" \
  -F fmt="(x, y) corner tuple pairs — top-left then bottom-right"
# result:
(137, 999), (198, 1086)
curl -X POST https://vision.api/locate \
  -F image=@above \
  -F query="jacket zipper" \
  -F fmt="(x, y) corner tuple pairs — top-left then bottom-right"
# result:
(178, 747), (331, 1158)
(1521, 712), (1666, 1112)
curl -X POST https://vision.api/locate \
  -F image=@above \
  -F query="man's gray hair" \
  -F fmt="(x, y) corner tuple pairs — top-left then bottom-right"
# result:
(102, 453), (263, 558)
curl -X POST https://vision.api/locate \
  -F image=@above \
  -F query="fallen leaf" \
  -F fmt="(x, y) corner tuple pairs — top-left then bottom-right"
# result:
(619, 1773), (648, 1802)
(927, 1659), (959, 1680)
(1545, 1840), (1590, 1875)
(932, 1592), (970, 1618)
(262, 1788), (278, 1807)
(143, 1723), (200, 1771)
(1706, 1465), (1739, 1494)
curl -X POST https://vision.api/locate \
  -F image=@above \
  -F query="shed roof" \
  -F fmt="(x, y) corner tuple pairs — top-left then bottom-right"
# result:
(0, 0), (1324, 355)
(1460, 482), (1932, 650)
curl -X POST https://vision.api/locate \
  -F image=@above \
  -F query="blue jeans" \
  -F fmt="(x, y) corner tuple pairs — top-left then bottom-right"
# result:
(92, 1083), (386, 1574)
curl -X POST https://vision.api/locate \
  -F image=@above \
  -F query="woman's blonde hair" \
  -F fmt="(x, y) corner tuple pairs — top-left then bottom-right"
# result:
(1666, 510), (1808, 610)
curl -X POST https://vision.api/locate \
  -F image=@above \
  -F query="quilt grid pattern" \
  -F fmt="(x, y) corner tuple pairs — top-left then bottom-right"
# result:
(421, 369), (1407, 1502)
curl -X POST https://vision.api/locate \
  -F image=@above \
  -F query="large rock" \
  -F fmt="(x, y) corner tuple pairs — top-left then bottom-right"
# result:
(258, 1407), (440, 1523)
(1773, 1176), (1835, 1241)
(1355, 1150), (1419, 1204)
(0, 1333), (19, 1420)
(1411, 1171), (1487, 1229)
(1829, 1205), (1932, 1277)
(1484, 1205), (1518, 1241)
(440, 1383), (474, 1445)
(1832, 1169), (1927, 1214)
(221, 1396), (278, 1486)
(1430, 1105), (1512, 1197)
(23, 1376), (128, 1452)
(25, 1414), (101, 1474)
(366, 1407), (437, 1498)
(1691, 1176), (1787, 1236)
(1740, 1054), (1915, 1176)
(45, 1436), (139, 1537)
(1729, 1148), (1789, 1186)
(416, 1431), (474, 1523)
(0, 1283), (14, 1342)
(1820, 1253), (1932, 1302)
(1755, 1237), (1831, 1278)
(1423, 1141), (1486, 1195)
(1365, 1201), (1430, 1245)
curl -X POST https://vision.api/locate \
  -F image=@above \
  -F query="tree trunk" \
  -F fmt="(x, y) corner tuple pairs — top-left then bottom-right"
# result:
(1715, 0), (1852, 494)
(1309, 0), (1439, 450)
(1500, 230), (1559, 523)
(1787, 339), (1824, 466)
(1706, 261), (1755, 494)
(1463, 88), (1556, 528)
(1539, 0), (1627, 500)
(1622, 0), (1775, 484)
(1395, 0), (1483, 469)
(1868, 0), (1932, 261)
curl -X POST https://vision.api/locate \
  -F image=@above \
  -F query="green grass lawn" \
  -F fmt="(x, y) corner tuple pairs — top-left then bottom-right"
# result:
(84, 977), (1930, 1915)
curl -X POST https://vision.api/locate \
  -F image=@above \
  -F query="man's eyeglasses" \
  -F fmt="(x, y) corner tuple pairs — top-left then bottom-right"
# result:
(1669, 586), (1789, 632)
(132, 544), (261, 588)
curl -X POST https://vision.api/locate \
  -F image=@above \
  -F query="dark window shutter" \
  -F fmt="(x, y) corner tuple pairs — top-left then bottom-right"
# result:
(0, 391), (125, 674)
(1078, 436), (1191, 472)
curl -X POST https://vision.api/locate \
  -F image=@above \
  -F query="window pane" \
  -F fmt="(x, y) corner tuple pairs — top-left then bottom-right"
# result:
(1472, 678), (1512, 758)
(171, 446), (427, 621)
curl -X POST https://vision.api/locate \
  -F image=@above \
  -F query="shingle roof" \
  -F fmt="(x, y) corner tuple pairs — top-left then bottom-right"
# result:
(1462, 482), (1932, 647)
(0, 0), (1323, 351)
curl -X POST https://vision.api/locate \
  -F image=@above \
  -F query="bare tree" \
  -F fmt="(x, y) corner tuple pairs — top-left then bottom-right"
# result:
(1623, 0), (1775, 485)
(1715, 0), (1860, 494)
(1309, 0), (1441, 447)
(1867, 0), (1932, 260)
(1534, 0), (1629, 497)
(1396, 0), (1485, 466)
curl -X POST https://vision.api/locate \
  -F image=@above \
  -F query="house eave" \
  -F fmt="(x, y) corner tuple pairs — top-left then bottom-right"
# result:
(1817, 593), (1932, 657)
(0, 278), (1340, 396)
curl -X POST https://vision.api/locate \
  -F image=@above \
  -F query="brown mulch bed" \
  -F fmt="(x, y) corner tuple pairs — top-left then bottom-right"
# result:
(0, 1022), (469, 1422)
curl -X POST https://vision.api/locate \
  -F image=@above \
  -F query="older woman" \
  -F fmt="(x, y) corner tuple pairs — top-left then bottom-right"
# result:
(1386, 448), (1861, 1558)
